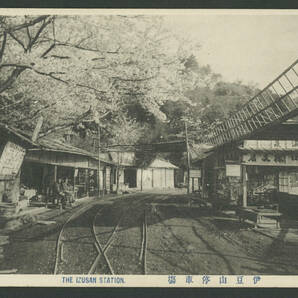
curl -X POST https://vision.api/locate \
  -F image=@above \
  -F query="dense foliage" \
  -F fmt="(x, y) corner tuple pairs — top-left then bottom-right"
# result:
(0, 15), (259, 157)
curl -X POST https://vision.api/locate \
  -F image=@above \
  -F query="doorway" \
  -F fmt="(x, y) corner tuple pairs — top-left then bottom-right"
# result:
(124, 168), (137, 188)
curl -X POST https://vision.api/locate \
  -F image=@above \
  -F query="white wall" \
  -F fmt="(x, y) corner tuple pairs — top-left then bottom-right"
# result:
(136, 168), (175, 189)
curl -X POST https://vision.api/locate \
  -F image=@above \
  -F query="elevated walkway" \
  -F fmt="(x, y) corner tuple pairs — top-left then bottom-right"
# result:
(205, 59), (298, 147)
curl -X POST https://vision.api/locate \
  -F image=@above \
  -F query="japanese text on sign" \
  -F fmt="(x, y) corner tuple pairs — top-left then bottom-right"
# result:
(189, 169), (201, 178)
(0, 141), (25, 177)
(226, 164), (241, 177)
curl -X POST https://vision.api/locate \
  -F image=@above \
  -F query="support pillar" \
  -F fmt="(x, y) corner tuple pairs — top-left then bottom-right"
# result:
(54, 165), (57, 182)
(201, 160), (205, 198)
(242, 165), (247, 207)
(73, 168), (77, 200)
(85, 169), (89, 197)
(141, 168), (143, 191)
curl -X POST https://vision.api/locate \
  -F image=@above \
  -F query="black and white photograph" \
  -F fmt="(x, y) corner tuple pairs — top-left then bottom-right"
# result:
(0, 10), (297, 284)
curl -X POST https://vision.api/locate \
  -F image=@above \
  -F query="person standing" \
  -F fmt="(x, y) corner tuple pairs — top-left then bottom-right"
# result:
(52, 179), (65, 209)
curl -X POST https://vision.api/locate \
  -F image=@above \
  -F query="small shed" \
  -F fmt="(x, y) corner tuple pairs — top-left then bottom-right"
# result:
(136, 158), (178, 190)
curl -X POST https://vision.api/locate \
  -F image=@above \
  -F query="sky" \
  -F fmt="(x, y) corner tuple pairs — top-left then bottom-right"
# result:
(164, 11), (298, 89)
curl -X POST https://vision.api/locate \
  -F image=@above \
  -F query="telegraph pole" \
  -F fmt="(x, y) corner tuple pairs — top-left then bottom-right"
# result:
(97, 122), (101, 198)
(93, 109), (102, 198)
(185, 121), (191, 194)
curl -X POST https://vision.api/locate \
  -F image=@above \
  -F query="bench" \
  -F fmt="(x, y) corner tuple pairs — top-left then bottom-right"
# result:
(237, 207), (282, 229)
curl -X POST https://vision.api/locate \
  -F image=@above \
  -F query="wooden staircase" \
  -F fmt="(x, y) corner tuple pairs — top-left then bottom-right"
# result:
(204, 59), (298, 146)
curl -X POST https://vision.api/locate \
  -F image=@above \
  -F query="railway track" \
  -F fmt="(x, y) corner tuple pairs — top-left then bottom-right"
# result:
(89, 211), (123, 274)
(139, 210), (148, 275)
(91, 207), (148, 275)
(53, 198), (148, 275)
(53, 202), (101, 274)
(54, 203), (98, 275)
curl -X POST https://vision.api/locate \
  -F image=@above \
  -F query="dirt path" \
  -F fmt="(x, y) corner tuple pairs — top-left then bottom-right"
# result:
(2, 192), (298, 274)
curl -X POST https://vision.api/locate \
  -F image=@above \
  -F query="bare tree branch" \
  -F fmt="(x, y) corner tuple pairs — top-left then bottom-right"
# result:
(0, 66), (26, 93)
(0, 32), (6, 62)
(50, 55), (70, 59)
(27, 17), (53, 51)
(40, 43), (55, 58)
(111, 74), (158, 82)
(0, 98), (25, 111)
(76, 83), (107, 94)
(0, 63), (67, 84)
(8, 32), (27, 51)
(38, 107), (92, 138)
(44, 37), (120, 55)
(26, 26), (32, 46)
(0, 15), (50, 37)
(11, 102), (57, 123)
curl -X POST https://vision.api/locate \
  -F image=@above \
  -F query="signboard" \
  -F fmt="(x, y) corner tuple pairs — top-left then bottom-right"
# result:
(193, 178), (199, 191)
(226, 164), (241, 177)
(189, 169), (201, 178)
(0, 141), (26, 177)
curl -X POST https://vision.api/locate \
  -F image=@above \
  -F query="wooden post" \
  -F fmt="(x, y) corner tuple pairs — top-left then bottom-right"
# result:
(116, 152), (120, 193)
(42, 165), (48, 208)
(98, 123), (101, 197)
(85, 168), (89, 197)
(73, 168), (76, 200)
(243, 165), (247, 207)
(152, 169), (154, 188)
(54, 165), (57, 182)
(103, 167), (106, 194)
(41, 164), (47, 194)
(141, 168), (143, 191)
(201, 160), (205, 198)
(185, 122), (191, 194)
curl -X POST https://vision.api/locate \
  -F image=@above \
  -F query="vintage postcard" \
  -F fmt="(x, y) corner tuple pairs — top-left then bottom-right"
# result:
(0, 9), (297, 287)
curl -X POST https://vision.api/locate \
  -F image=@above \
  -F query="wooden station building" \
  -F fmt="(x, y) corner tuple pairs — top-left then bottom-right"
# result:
(196, 59), (298, 216)
(22, 137), (116, 200)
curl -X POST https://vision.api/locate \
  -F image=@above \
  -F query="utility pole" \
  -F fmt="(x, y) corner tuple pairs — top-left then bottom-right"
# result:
(93, 109), (102, 198)
(185, 121), (191, 194)
(97, 122), (101, 198)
